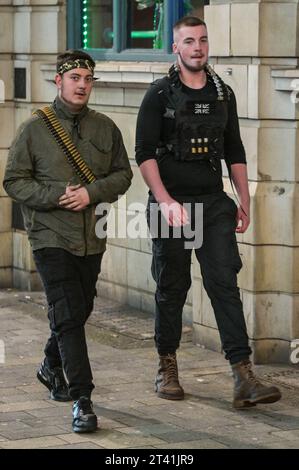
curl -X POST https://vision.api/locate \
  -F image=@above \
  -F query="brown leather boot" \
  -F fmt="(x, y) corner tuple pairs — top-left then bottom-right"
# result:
(232, 360), (281, 409)
(155, 353), (184, 400)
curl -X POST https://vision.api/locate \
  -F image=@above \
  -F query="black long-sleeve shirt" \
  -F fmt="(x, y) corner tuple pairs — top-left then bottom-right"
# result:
(135, 79), (246, 197)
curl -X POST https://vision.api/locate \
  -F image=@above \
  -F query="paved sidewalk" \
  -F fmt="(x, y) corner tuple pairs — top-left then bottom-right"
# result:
(0, 288), (299, 450)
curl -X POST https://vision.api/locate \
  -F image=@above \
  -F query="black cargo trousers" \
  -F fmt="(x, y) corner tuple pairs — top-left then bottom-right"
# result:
(33, 248), (103, 400)
(147, 191), (252, 365)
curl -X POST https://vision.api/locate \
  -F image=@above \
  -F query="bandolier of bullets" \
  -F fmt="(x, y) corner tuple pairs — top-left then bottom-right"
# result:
(34, 106), (96, 184)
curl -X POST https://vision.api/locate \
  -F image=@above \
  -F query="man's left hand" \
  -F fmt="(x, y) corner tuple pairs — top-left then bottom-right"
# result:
(59, 185), (90, 211)
(236, 206), (250, 233)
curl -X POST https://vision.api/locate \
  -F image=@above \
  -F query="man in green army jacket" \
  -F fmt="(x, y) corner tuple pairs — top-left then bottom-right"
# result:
(3, 50), (133, 433)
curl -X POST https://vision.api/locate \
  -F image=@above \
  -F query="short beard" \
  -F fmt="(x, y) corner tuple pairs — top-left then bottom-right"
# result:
(178, 53), (207, 72)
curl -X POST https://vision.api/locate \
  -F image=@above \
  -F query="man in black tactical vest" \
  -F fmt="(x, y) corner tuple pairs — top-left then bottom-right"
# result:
(135, 16), (281, 409)
(4, 50), (133, 432)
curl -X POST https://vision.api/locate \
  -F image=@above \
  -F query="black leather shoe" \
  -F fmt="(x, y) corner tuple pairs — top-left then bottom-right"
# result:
(72, 397), (98, 433)
(37, 360), (72, 402)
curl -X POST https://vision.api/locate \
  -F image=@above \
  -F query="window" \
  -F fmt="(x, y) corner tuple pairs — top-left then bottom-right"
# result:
(14, 68), (26, 99)
(126, 1), (165, 50)
(67, 0), (209, 61)
(182, 0), (207, 17)
(82, 0), (113, 49)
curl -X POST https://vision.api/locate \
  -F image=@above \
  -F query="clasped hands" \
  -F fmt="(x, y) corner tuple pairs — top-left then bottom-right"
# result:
(59, 184), (90, 211)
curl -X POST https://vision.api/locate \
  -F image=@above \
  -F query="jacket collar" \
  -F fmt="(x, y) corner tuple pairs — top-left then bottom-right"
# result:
(53, 96), (89, 121)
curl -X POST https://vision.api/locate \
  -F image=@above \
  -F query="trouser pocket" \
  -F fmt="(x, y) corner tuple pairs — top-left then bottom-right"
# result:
(47, 285), (71, 334)
(231, 235), (243, 273)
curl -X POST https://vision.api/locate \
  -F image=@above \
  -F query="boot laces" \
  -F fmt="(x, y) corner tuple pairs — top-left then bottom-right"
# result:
(78, 398), (93, 415)
(164, 356), (178, 384)
(243, 362), (261, 386)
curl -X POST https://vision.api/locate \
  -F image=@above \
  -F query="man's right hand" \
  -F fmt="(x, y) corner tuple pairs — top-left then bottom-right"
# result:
(159, 197), (189, 227)
(139, 160), (189, 226)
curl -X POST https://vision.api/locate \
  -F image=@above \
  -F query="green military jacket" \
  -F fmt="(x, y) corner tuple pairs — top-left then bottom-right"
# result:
(3, 97), (133, 256)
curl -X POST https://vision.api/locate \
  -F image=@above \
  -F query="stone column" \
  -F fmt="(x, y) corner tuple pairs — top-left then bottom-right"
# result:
(192, 0), (299, 363)
(0, 2), (14, 287)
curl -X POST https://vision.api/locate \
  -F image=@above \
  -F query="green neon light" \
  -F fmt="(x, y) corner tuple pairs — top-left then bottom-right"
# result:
(132, 31), (157, 39)
(82, 0), (89, 49)
(107, 30), (157, 40)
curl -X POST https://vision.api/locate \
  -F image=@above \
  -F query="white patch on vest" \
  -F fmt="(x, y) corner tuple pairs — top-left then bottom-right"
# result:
(194, 103), (210, 114)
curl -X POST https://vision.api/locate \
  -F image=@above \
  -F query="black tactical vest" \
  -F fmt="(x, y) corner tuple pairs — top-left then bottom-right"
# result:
(155, 64), (231, 164)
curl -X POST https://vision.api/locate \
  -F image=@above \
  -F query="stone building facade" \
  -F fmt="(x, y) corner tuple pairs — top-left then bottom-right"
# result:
(0, 0), (298, 363)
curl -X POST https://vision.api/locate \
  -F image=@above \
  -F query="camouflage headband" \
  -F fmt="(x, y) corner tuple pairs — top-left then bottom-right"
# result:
(58, 59), (95, 76)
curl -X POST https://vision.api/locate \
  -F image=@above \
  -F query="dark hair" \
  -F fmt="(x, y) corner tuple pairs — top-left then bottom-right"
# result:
(173, 16), (206, 32)
(56, 49), (96, 73)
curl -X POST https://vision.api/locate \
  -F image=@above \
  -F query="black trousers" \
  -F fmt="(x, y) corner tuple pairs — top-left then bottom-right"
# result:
(147, 191), (252, 365)
(33, 248), (103, 400)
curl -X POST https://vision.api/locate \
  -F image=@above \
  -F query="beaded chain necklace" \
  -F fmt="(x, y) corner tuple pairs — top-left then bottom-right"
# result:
(168, 63), (231, 101)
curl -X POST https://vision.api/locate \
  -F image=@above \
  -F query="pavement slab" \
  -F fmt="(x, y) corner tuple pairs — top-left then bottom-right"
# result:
(0, 288), (298, 450)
